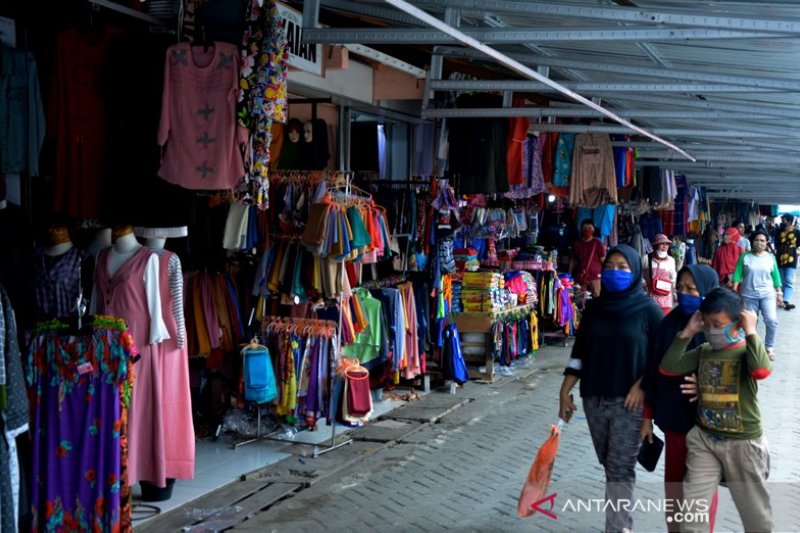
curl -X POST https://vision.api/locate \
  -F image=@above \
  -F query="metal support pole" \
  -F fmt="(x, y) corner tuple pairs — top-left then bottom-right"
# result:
(303, 0), (321, 29)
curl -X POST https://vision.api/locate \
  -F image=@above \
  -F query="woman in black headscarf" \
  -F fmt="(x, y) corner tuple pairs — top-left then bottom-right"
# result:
(641, 264), (720, 532)
(558, 244), (664, 533)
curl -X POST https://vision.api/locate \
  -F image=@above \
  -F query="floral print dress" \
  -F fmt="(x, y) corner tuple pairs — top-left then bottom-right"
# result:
(27, 316), (136, 532)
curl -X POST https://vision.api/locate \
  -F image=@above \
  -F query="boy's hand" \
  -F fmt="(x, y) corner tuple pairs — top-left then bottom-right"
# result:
(680, 311), (705, 338)
(740, 309), (758, 336)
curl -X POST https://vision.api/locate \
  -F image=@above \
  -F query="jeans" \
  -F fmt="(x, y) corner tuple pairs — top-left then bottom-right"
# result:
(743, 295), (778, 348)
(583, 397), (643, 533)
(779, 266), (796, 302)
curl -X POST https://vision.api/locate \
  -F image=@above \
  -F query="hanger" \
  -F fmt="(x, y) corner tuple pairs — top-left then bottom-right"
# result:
(193, 24), (213, 53)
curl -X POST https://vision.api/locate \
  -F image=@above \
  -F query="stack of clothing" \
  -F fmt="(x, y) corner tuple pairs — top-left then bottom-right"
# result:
(454, 248), (480, 272)
(451, 282), (463, 313)
(505, 271), (538, 305)
(462, 272), (506, 312)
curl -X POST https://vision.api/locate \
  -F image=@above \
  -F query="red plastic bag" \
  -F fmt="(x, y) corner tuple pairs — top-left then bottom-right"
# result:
(518, 420), (563, 518)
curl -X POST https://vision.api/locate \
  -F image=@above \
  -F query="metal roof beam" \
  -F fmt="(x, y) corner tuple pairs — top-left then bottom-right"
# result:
(526, 124), (780, 138)
(594, 94), (800, 119)
(613, 141), (800, 153)
(383, 0), (694, 159)
(302, 26), (782, 44)
(421, 107), (781, 120)
(429, 79), (774, 93)
(319, 0), (442, 25)
(390, 0), (800, 33)
(636, 161), (798, 171)
(431, 46), (800, 91)
(636, 153), (800, 164)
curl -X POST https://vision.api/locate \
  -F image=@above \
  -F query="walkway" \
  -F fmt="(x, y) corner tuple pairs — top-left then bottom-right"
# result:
(138, 300), (800, 532)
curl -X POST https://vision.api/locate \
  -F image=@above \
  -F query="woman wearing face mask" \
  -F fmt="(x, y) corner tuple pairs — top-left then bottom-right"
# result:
(559, 245), (663, 533)
(647, 234), (678, 314)
(730, 229), (782, 360)
(641, 264), (720, 532)
(711, 227), (744, 286)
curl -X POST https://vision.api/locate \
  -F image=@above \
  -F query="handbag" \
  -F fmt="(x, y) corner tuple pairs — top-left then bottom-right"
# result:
(650, 260), (672, 296)
(638, 434), (664, 472)
(242, 340), (278, 404)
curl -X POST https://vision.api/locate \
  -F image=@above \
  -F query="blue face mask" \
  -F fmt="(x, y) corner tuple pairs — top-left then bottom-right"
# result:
(601, 269), (634, 293)
(677, 293), (703, 315)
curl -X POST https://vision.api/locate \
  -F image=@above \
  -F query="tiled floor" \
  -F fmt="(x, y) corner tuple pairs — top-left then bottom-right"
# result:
(132, 392), (417, 526)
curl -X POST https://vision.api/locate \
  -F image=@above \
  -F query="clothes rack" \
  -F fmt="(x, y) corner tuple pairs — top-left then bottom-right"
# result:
(233, 316), (341, 449)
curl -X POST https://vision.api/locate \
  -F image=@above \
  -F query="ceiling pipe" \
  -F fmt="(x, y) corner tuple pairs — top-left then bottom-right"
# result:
(382, 0), (695, 162)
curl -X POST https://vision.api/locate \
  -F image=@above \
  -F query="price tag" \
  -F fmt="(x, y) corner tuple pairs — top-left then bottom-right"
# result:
(77, 362), (94, 375)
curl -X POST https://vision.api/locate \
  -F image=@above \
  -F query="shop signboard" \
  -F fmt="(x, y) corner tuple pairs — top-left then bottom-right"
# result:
(277, 2), (322, 76)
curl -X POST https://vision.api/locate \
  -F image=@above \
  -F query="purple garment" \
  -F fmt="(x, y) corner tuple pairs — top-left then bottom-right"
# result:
(27, 322), (134, 531)
(305, 338), (321, 416)
(559, 284), (574, 327)
(34, 246), (84, 320)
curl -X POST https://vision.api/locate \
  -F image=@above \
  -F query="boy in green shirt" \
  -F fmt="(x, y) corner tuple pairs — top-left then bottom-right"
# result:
(660, 288), (772, 533)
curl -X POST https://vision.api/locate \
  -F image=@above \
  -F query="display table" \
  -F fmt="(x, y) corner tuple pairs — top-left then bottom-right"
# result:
(452, 303), (537, 382)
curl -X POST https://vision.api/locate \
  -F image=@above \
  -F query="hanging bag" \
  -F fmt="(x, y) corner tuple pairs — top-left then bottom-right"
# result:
(649, 258), (672, 296)
(242, 339), (278, 404)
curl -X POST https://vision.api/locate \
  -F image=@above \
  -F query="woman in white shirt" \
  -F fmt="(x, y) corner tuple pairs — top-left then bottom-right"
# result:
(731, 229), (782, 359)
(646, 234), (677, 314)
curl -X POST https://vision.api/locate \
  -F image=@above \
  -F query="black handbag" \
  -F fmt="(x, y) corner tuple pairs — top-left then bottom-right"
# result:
(638, 434), (665, 472)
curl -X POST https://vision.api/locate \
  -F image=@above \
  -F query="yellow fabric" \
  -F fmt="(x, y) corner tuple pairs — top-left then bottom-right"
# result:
(530, 311), (539, 352)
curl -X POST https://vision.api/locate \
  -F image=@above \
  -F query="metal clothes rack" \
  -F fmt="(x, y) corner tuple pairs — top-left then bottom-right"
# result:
(232, 316), (347, 452)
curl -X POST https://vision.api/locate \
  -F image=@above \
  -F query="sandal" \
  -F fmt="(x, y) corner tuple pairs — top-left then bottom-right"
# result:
(767, 348), (776, 361)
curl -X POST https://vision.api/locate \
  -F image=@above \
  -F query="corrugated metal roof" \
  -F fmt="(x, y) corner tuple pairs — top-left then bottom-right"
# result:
(315, 0), (800, 201)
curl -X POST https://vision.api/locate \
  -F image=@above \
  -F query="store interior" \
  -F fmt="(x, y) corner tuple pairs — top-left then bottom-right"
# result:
(0, 0), (791, 530)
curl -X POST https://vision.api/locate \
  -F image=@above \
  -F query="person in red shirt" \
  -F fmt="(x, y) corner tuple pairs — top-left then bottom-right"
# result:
(570, 219), (607, 296)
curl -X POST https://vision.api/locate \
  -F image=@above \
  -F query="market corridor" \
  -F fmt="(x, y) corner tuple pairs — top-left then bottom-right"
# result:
(141, 302), (799, 533)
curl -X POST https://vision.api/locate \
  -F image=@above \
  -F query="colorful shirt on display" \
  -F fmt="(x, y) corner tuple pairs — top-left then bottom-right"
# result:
(158, 42), (246, 190)
(775, 225), (800, 268)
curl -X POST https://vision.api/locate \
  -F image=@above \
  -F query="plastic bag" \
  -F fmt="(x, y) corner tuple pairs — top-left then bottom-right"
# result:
(518, 420), (563, 518)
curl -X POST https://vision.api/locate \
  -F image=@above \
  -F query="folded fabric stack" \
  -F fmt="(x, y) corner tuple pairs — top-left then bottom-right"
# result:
(454, 248), (480, 272)
(462, 272), (505, 312)
(451, 282), (463, 313)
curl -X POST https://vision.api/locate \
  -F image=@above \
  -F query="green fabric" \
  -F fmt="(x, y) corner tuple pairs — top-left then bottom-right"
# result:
(347, 206), (371, 249)
(662, 333), (771, 439)
(342, 289), (383, 363)
(0, 385), (6, 410)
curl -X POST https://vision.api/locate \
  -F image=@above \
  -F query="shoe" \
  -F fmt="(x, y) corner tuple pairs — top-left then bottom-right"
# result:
(767, 348), (776, 361)
(786, 303), (796, 310)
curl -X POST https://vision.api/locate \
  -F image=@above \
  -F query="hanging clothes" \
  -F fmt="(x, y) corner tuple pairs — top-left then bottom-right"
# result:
(0, 44), (45, 176)
(0, 285), (29, 533)
(569, 133), (618, 208)
(158, 42), (246, 190)
(27, 316), (135, 532)
(50, 27), (120, 219)
(148, 249), (195, 484)
(552, 133), (577, 187)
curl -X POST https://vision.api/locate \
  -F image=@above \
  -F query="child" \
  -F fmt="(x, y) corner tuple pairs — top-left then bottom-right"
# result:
(660, 288), (772, 533)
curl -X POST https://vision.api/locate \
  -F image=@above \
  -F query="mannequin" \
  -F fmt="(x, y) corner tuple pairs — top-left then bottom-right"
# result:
(108, 224), (143, 276)
(93, 224), (176, 493)
(278, 118), (303, 169)
(45, 225), (74, 256)
(34, 224), (91, 320)
(145, 237), (166, 250)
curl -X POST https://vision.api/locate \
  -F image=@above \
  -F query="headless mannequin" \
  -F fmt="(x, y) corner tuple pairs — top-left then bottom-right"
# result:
(46, 225), (74, 257)
(108, 225), (143, 276)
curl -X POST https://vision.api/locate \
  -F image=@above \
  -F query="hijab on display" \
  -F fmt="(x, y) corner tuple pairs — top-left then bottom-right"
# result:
(592, 244), (654, 315)
(675, 264), (719, 316)
(286, 118), (303, 143)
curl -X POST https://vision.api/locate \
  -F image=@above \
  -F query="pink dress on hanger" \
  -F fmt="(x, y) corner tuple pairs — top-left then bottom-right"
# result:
(152, 250), (195, 482)
(94, 247), (173, 487)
